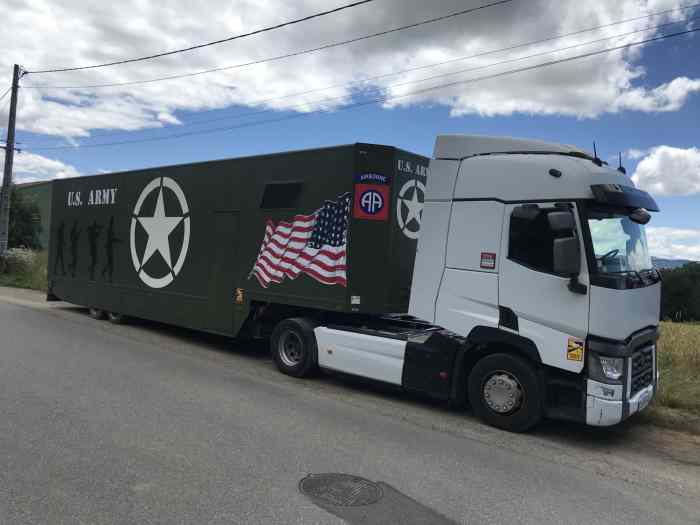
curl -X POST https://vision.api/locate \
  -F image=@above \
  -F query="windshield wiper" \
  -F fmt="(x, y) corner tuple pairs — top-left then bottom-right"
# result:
(622, 269), (662, 285)
(607, 270), (645, 284)
(640, 268), (662, 283)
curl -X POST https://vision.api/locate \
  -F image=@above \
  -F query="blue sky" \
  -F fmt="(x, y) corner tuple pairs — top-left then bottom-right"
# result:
(1, 0), (699, 258)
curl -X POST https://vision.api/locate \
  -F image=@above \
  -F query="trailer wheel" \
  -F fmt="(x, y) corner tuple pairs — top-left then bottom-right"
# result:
(89, 308), (106, 320)
(107, 312), (127, 325)
(467, 353), (543, 433)
(270, 318), (318, 378)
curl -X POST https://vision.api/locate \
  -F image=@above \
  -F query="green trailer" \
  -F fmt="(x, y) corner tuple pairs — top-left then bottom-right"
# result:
(47, 144), (429, 337)
(47, 134), (664, 433)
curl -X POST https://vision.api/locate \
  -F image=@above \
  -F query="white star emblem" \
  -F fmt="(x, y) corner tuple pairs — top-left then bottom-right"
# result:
(396, 179), (426, 240)
(137, 188), (183, 271)
(401, 185), (423, 227)
(130, 177), (191, 289)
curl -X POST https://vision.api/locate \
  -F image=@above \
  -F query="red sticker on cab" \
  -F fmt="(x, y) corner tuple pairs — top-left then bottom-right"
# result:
(480, 252), (497, 270)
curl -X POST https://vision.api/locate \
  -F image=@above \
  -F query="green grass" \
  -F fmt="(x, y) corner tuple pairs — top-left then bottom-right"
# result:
(653, 321), (700, 415)
(0, 251), (48, 291)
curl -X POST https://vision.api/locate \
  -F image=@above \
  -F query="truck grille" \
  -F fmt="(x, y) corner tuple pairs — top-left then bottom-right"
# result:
(630, 345), (654, 397)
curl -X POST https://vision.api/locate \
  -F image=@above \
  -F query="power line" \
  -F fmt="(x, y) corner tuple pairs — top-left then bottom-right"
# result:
(0, 95), (11, 117)
(183, 2), (700, 120)
(0, 86), (15, 142)
(0, 86), (12, 103)
(209, 15), (700, 120)
(24, 0), (516, 89)
(26, 0), (376, 73)
(22, 13), (698, 146)
(27, 27), (699, 152)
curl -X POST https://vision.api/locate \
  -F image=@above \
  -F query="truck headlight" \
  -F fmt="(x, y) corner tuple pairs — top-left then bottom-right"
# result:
(599, 356), (624, 380)
(588, 352), (625, 383)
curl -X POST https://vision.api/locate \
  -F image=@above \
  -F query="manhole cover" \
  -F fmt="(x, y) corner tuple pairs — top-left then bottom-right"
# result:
(299, 474), (383, 507)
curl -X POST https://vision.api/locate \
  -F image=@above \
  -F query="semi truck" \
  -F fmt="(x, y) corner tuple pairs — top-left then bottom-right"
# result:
(47, 135), (661, 432)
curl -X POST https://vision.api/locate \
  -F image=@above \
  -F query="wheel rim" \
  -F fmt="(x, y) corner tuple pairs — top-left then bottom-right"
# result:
(482, 370), (525, 415)
(278, 329), (304, 367)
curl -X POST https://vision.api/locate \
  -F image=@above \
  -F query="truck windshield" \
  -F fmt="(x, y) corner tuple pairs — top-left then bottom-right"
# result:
(586, 208), (653, 274)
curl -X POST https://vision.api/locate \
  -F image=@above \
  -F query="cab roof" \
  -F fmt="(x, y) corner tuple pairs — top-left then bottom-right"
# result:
(428, 135), (658, 209)
(434, 134), (588, 160)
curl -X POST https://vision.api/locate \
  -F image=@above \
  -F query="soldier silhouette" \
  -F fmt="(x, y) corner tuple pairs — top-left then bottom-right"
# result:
(87, 221), (103, 281)
(68, 220), (81, 277)
(53, 222), (66, 275)
(102, 217), (121, 282)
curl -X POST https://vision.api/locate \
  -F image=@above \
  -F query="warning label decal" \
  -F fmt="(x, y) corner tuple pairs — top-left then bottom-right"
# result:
(567, 338), (584, 362)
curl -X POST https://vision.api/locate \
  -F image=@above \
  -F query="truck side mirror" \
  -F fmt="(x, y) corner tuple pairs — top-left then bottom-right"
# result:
(549, 209), (587, 294)
(553, 237), (581, 277)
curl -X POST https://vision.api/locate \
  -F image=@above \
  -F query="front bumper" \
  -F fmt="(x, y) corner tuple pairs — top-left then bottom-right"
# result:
(584, 327), (659, 427)
(586, 380), (655, 426)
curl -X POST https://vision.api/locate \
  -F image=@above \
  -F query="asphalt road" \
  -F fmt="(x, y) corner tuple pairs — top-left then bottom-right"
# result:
(1, 289), (699, 524)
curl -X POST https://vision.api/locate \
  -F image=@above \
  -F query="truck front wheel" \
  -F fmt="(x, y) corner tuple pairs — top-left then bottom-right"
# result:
(270, 318), (318, 378)
(467, 353), (543, 432)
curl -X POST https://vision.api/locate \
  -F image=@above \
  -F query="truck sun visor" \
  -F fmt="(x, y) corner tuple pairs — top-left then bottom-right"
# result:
(590, 184), (659, 212)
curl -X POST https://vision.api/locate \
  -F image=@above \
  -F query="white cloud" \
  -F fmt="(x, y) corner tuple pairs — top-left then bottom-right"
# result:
(647, 227), (700, 260)
(627, 148), (648, 160)
(632, 146), (700, 196)
(0, 0), (698, 141)
(1, 150), (81, 183)
(613, 77), (700, 113)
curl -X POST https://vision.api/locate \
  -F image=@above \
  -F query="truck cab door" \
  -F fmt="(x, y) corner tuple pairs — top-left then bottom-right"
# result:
(498, 203), (589, 373)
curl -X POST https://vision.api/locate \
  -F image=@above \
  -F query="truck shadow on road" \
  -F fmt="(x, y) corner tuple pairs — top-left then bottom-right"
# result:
(58, 304), (698, 468)
(319, 370), (638, 443)
(60, 305), (269, 360)
(316, 369), (700, 471)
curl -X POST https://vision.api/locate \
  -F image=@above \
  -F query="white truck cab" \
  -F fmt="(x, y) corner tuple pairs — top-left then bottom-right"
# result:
(281, 135), (660, 433)
(408, 135), (660, 429)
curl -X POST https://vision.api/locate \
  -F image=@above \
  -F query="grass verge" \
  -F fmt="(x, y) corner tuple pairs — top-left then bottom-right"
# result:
(0, 251), (48, 291)
(650, 321), (700, 417)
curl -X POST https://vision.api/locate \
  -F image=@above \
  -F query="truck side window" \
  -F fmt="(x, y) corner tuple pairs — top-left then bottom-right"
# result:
(260, 182), (303, 209)
(508, 206), (556, 273)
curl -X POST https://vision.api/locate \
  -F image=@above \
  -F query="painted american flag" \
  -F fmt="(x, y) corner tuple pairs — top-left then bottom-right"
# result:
(250, 192), (351, 288)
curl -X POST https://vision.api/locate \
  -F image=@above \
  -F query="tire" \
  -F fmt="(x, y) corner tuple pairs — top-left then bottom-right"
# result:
(270, 318), (318, 378)
(107, 312), (127, 325)
(89, 308), (106, 320)
(467, 353), (543, 433)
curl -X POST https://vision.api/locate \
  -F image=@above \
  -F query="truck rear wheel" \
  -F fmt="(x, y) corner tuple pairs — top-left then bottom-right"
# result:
(89, 308), (106, 320)
(467, 353), (543, 432)
(270, 318), (318, 378)
(107, 312), (127, 325)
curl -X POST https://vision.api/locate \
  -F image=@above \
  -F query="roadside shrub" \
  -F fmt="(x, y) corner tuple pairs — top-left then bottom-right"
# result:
(0, 250), (47, 291)
(0, 248), (36, 274)
(9, 186), (43, 250)
(660, 263), (700, 322)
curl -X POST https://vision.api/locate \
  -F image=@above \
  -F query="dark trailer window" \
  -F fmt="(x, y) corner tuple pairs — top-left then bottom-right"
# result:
(260, 182), (303, 209)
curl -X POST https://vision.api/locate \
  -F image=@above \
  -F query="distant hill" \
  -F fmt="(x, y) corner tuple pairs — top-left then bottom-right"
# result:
(652, 257), (696, 270)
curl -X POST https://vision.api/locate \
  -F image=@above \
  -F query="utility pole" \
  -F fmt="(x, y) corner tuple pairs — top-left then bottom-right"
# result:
(0, 64), (22, 255)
